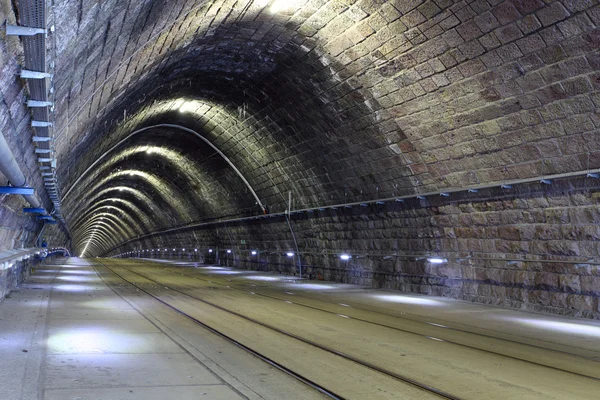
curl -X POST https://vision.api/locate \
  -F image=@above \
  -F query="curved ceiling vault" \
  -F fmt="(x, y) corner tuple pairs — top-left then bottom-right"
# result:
(40, 0), (599, 256)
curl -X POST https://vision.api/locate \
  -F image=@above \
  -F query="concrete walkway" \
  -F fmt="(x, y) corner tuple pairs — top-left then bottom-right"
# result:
(0, 258), (322, 400)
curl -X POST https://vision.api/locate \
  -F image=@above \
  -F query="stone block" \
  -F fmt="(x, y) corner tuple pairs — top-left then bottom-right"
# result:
(547, 240), (580, 256)
(512, 0), (545, 15)
(518, 14), (542, 34)
(566, 294), (594, 311)
(418, 1), (442, 19)
(536, 2), (571, 27)
(559, 274), (581, 293)
(516, 33), (546, 54)
(534, 272), (559, 290)
(580, 276), (600, 294)
(456, 20), (484, 41)
(498, 226), (521, 240)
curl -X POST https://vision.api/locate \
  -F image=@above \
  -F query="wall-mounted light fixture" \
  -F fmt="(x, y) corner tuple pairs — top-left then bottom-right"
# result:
(427, 258), (447, 264)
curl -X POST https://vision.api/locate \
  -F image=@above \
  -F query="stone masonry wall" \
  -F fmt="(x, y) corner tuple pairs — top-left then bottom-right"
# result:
(59, 0), (600, 257)
(14, 0), (598, 318)
(113, 177), (600, 319)
(0, 0), (49, 251)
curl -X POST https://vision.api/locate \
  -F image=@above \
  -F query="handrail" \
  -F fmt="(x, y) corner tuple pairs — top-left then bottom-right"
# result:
(0, 247), (43, 270)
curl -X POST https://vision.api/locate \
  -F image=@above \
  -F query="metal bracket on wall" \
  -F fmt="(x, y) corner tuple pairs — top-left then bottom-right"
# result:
(20, 69), (53, 79)
(27, 100), (53, 107)
(0, 186), (35, 195)
(5, 24), (46, 36)
(32, 120), (53, 127)
(23, 207), (45, 213)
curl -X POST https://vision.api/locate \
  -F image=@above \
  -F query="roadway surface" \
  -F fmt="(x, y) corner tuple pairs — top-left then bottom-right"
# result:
(1, 257), (599, 399)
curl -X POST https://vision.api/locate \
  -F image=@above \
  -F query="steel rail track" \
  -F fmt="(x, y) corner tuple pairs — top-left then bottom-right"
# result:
(94, 260), (345, 400)
(99, 260), (462, 400)
(147, 260), (600, 362)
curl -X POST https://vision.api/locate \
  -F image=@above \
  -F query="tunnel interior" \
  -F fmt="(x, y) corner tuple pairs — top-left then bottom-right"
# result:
(1, 0), (600, 318)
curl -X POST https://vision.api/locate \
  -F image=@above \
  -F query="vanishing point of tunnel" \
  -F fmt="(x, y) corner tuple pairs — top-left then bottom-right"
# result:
(1, 0), (600, 399)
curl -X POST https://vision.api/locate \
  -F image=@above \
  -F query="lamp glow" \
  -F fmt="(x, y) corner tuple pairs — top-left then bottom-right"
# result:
(208, 249), (213, 253)
(178, 100), (198, 113)
(340, 254), (351, 260)
(227, 250), (232, 254)
(427, 257), (447, 264)
(270, 0), (300, 13)
(251, 250), (258, 255)
(286, 252), (294, 257)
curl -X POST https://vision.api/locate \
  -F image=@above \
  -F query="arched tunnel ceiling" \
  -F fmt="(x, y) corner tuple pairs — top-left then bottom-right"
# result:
(42, 0), (600, 256)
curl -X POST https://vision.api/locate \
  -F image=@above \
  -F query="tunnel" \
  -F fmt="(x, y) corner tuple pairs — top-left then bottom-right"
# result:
(0, 0), (600, 399)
